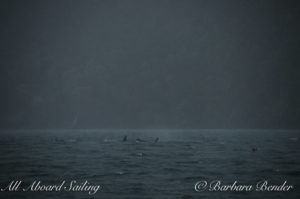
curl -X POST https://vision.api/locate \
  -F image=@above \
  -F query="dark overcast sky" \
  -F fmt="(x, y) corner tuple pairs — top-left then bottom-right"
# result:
(0, 0), (300, 129)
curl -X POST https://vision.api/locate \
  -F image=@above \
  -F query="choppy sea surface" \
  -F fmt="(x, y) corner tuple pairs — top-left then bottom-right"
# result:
(0, 129), (299, 199)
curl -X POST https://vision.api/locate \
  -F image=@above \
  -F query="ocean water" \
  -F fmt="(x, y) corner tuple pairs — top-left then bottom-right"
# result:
(0, 129), (299, 199)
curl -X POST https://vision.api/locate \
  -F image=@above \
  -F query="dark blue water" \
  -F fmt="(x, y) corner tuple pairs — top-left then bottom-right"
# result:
(0, 129), (299, 198)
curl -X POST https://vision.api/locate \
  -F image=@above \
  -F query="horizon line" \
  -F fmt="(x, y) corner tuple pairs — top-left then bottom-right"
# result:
(1, 128), (300, 132)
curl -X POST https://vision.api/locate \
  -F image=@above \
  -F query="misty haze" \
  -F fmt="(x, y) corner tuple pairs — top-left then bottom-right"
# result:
(1, 0), (300, 129)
